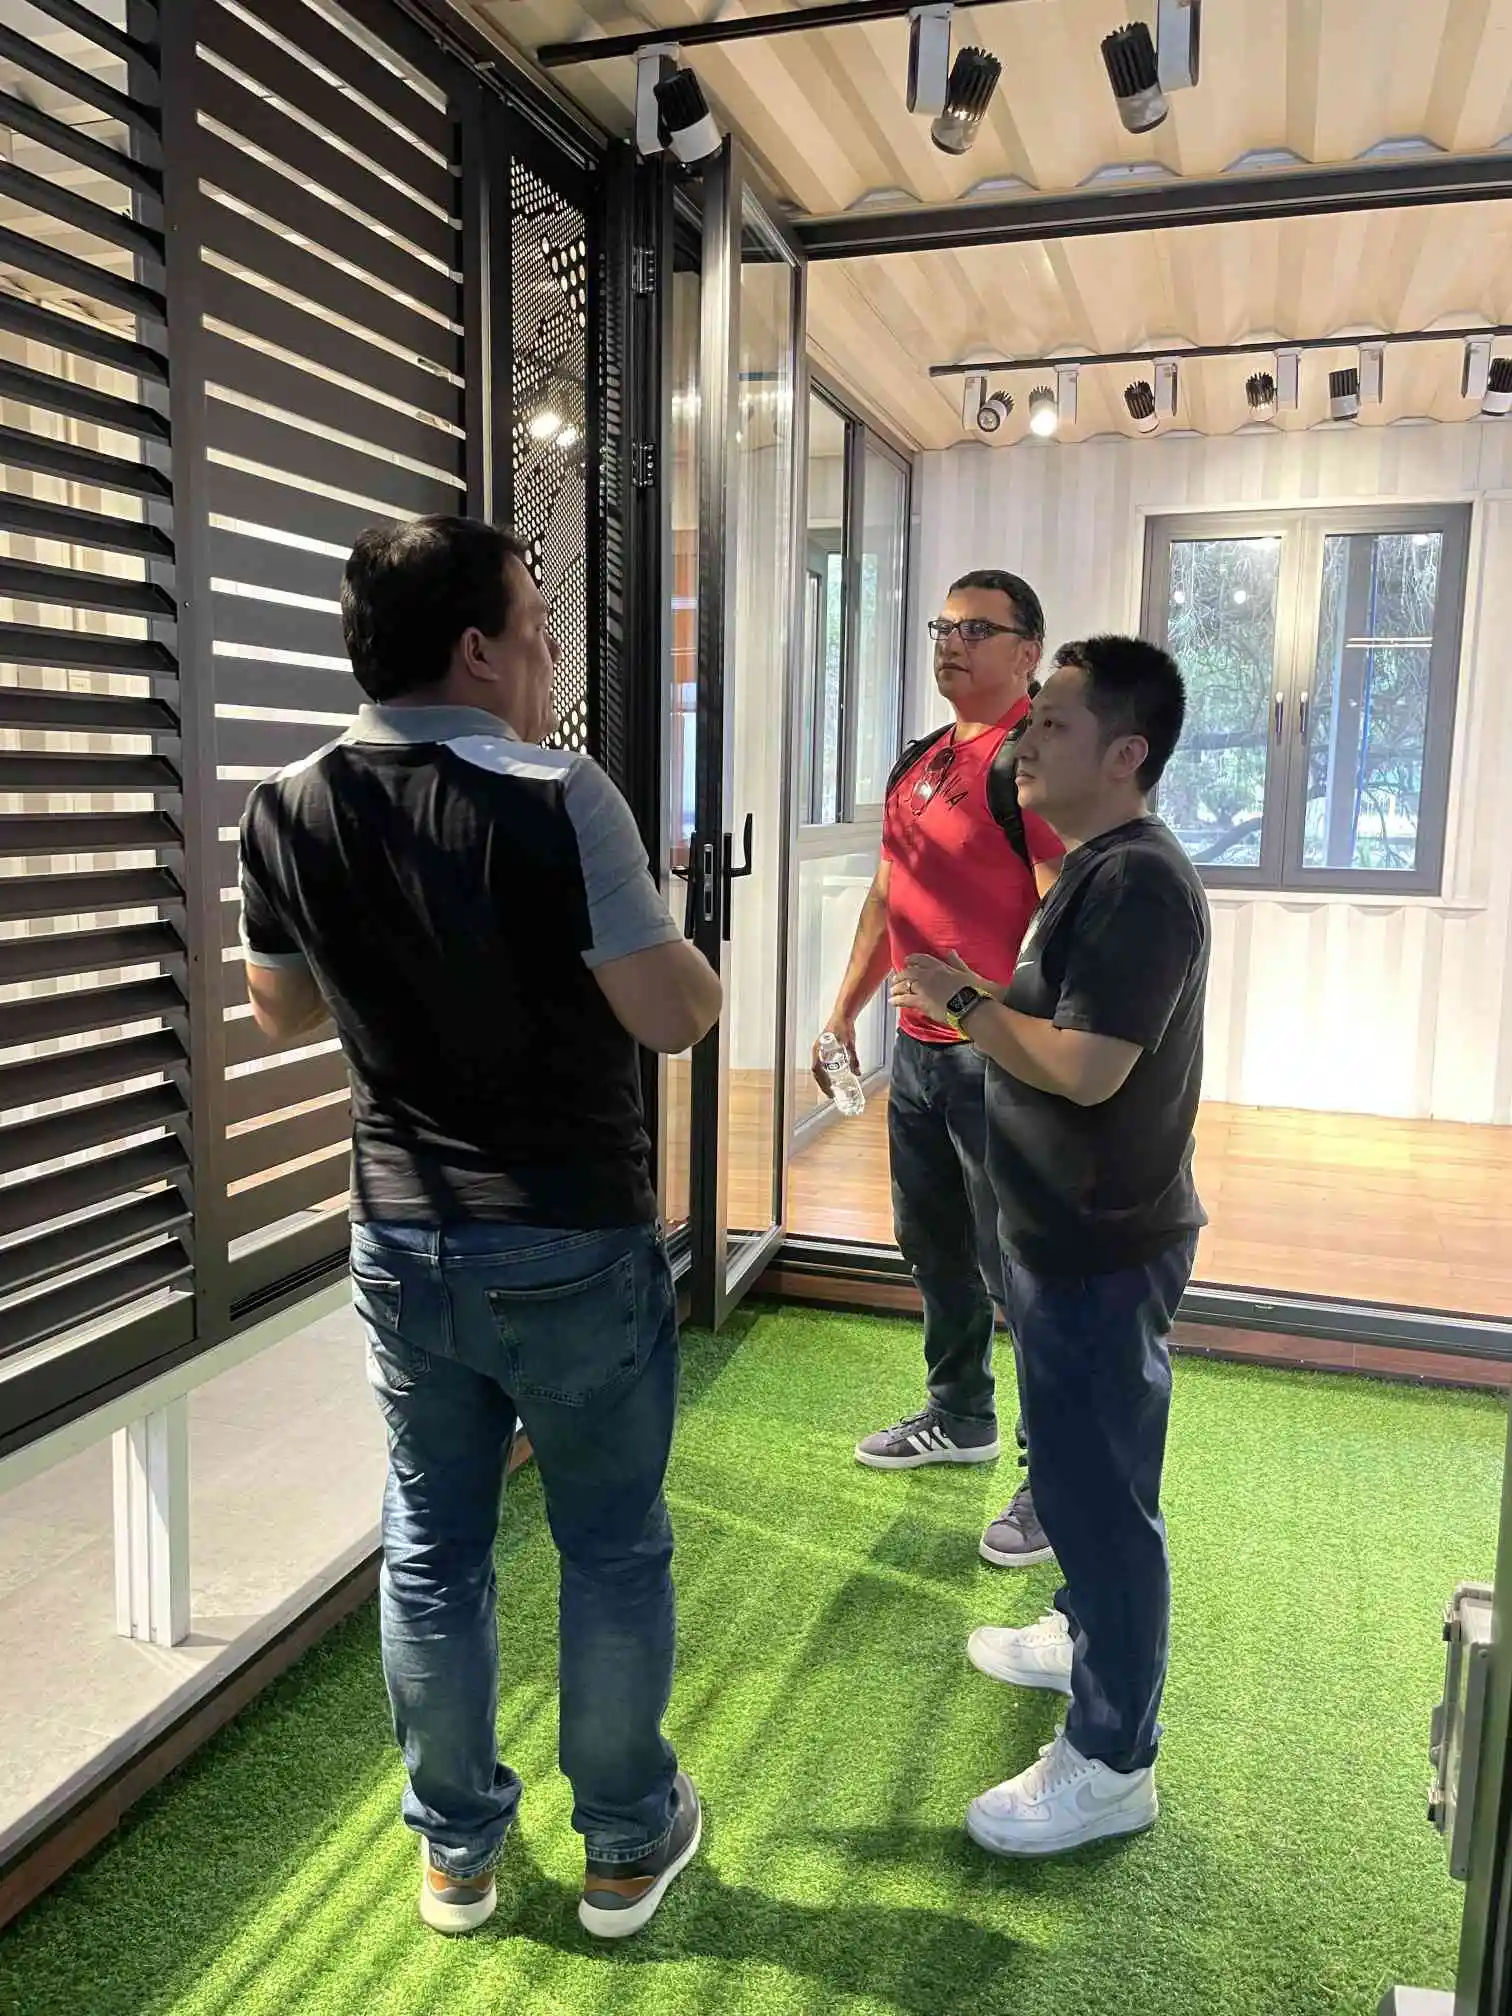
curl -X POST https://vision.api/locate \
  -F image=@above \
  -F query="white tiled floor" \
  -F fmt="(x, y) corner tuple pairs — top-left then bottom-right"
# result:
(0, 1305), (387, 1857)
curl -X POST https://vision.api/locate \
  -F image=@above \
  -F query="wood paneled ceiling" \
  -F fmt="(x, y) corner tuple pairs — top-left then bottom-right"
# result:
(477, 0), (1512, 446)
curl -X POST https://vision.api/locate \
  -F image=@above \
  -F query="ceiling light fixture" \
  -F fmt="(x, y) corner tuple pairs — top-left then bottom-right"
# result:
(978, 390), (1014, 433)
(1329, 367), (1361, 422)
(1155, 0), (1201, 92)
(1028, 384), (1059, 438)
(931, 45), (1001, 154)
(961, 370), (987, 430)
(1359, 342), (1385, 407)
(1246, 371), (1277, 418)
(633, 44), (678, 155)
(1125, 380), (1159, 434)
(1484, 358), (1512, 418)
(1154, 357), (1179, 419)
(655, 66), (723, 167)
(1464, 336), (1494, 403)
(1276, 348), (1301, 411)
(1101, 22), (1167, 134)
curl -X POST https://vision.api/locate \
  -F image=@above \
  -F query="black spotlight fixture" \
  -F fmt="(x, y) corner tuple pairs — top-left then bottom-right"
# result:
(1246, 371), (1278, 418)
(1124, 380), (1159, 435)
(1101, 22), (1167, 134)
(654, 67), (722, 168)
(1484, 358), (1512, 418)
(1329, 367), (1361, 422)
(977, 389), (1013, 433)
(931, 45), (1002, 154)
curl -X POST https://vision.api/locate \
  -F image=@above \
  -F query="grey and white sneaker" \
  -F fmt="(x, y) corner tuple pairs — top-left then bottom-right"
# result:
(967, 1610), (1074, 1694)
(855, 1409), (1000, 1470)
(980, 1483), (1056, 1568)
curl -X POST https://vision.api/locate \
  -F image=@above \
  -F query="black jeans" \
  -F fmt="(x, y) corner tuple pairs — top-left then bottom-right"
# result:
(889, 1031), (1009, 1431)
(1002, 1234), (1198, 1774)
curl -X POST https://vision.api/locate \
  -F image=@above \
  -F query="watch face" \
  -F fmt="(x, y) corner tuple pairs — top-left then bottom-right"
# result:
(946, 985), (981, 1018)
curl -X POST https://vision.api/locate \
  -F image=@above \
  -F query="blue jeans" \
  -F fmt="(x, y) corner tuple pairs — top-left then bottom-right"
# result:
(353, 1220), (681, 1878)
(1001, 1235), (1198, 1774)
(889, 1032), (1010, 1430)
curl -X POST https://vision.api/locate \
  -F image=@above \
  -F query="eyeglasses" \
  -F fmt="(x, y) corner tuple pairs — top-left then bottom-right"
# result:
(910, 742), (957, 816)
(928, 617), (1036, 646)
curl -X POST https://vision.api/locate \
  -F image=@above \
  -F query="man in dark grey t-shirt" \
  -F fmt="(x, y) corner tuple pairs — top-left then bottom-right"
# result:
(239, 518), (722, 1942)
(895, 635), (1207, 1864)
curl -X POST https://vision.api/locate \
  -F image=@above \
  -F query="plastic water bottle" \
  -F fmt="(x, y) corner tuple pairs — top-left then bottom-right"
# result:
(818, 1032), (866, 1117)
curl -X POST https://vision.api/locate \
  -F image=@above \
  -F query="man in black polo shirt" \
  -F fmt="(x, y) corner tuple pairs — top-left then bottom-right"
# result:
(238, 518), (722, 1940)
(894, 634), (1207, 1860)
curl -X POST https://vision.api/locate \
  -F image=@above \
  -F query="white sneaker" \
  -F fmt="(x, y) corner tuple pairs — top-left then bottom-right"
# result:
(967, 1733), (1158, 1859)
(966, 1611), (1073, 1694)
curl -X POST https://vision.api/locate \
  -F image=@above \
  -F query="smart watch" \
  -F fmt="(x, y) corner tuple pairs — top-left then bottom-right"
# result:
(945, 984), (989, 1035)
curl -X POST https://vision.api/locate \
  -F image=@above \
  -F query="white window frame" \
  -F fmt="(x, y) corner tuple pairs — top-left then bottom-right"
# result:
(1141, 505), (1471, 895)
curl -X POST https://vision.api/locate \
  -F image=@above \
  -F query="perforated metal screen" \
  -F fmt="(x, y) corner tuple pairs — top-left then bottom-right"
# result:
(510, 160), (591, 755)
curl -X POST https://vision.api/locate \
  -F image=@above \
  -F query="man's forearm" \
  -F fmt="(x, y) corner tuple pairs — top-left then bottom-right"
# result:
(963, 1001), (1082, 1098)
(831, 896), (892, 1023)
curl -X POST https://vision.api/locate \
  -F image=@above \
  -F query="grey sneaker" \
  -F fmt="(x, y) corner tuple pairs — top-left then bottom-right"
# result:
(856, 1408), (1001, 1470)
(980, 1482), (1056, 1567)
(418, 1836), (499, 1934)
(579, 1772), (702, 1940)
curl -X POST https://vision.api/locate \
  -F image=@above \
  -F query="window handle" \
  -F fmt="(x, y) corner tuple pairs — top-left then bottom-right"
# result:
(1273, 691), (1285, 743)
(1297, 690), (1310, 742)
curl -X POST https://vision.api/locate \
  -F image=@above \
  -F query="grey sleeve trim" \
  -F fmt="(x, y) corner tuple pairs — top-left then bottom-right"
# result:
(563, 759), (684, 969)
(240, 945), (311, 971)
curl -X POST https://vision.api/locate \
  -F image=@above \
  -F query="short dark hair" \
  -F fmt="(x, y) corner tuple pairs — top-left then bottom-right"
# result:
(949, 568), (1046, 643)
(341, 517), (528, 702)
(1052, 635), (1186, 792)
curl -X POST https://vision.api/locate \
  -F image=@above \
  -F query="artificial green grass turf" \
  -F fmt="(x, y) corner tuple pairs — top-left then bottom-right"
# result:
(0, 1306), (1503, 2016)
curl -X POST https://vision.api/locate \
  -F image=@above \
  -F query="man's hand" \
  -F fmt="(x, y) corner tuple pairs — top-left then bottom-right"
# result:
(889, 950), (992, 1024)
(812, 1016), (860, 1097)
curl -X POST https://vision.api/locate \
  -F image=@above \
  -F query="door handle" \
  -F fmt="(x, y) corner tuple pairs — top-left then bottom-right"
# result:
(669, 836), (716, 938)
(1273, 691), (1285, 743)
(1297, 690), (1310, 742)
(721, 813), (754, 942)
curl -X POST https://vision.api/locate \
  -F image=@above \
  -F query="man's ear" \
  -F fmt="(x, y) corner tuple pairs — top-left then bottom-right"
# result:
(1111, 733), (1150, 783)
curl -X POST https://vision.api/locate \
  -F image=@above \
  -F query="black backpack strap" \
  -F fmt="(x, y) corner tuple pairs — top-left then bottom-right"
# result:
(884, 723), (951, 803)
(985, 708), (1034, 869)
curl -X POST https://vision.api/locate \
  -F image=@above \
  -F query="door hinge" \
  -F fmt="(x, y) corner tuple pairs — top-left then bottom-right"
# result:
(631, 441), (657, 488)
(632, 246), (656, 296)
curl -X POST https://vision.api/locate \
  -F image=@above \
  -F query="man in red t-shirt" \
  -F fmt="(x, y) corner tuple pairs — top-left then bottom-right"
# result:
(812, 569), (1063, 1567)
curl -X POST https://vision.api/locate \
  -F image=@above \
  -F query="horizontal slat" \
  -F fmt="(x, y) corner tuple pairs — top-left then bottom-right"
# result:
(0, 1082), (184, 1179)
(194, 125), (456, 321)
(0, 689), (178, 737)
(0, 493), (172, 562)
(0, 362), (170, 445)
(229, 1208), (346, 1314)
(21, 0), (159, 85)
(0, 623), (175, 676)
(0, 921), (182, 987)
(0, 223), (164, 324)
(207, 527), (344, 605)
(0, 24), (161, 146)
(225, 1096), (351, 1186)
(197, 12), (455, 233)
(0, 1240), (191, 1360)
(224, 1047), (347, 1127)
(212, 658), (361, 718)
(0, 292), (167, 385)
(0, 425), (170, 500)
(0, 158), (164, 267)
(200, 263), (463, 430)
(204, 460), (406, 562)
(0, 88), (161, 204)
(200, 200), (460, 378)
(0, 977), (183, 1053)
(227, 1150), (349, 1243)
(0, 813), (181, 858)
(210, 584), (347, 664)
(0, 867), (182, 925)
(200, 327), (461, 480)
(0, 752), (178, 795)
(218, 715), (342, 774)
(206, 398), (461, 522)
(0, 1030), (183, 1115)
(0, 559), (174, 622)
(0, 1192), (187, 1302)
(0, 1136), (185, 1239)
